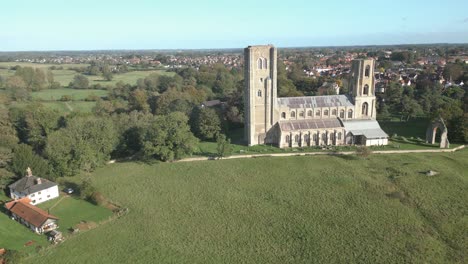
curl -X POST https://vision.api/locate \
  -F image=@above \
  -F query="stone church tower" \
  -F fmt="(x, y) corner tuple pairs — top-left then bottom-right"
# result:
(244, 45), (278, 146)
(348, 59), (377, 119)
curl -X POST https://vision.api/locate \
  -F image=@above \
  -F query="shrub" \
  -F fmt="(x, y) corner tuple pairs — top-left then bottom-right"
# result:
(60, 95), (72, 101)
(356, 146), (372, 158)
(89, 191), (107, 206)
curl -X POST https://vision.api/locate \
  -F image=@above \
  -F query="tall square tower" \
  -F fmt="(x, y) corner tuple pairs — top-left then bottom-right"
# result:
(244, 45), (278, 145)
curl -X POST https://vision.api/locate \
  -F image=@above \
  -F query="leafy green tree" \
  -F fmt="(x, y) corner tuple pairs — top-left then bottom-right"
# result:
(443, 63), (463, 81)
(0, 109), (19, 180)
(401, 96), (423, 121)
(11, 144), (50, 178)
(79, 178), (96, 199)
(102, 65), (113, 81)
(5, 76), (29, 101)
(70, 74), (89, 89)
(128, 89), (150, 113)
(190, 107), (221, 140)
(141, 112), (198, 161)
(216, 134), (232, 158)
(46, 116), (117, 177)
(11, 106), (62, 153)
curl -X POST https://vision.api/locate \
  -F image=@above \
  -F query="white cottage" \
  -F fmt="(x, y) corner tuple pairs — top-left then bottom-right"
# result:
(8, 167), (59, 205)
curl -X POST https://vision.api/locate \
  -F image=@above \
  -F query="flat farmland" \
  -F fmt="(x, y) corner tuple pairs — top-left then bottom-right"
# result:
(0, 62), (174, 87)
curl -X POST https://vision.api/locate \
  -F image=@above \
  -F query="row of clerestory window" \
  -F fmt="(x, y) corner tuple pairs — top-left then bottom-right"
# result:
(285, 132), (343, 143)
(281, 109), (353, 119)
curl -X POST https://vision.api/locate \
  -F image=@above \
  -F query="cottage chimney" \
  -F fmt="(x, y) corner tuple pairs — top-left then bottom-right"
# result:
(26, 167), (33, 177)
(36, 178), (42, 185)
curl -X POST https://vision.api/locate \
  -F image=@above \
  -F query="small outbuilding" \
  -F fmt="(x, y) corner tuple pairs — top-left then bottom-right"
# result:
(5, 197), (59, 234)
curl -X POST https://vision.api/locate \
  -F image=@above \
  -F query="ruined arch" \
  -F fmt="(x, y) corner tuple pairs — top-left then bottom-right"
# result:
(425, 118), (449, 148)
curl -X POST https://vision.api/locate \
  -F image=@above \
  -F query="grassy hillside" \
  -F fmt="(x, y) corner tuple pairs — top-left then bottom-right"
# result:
(22, 149), (468, 264)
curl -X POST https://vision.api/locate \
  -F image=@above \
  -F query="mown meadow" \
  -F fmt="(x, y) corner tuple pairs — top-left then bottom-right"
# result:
(22, 149), (468, 264)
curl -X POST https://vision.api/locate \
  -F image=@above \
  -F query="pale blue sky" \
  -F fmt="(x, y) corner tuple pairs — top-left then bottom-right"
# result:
(1, 0), (467, 51)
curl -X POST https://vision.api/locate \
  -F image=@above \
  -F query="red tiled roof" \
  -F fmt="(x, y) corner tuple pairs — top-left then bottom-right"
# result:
(5, 198), (58, 228)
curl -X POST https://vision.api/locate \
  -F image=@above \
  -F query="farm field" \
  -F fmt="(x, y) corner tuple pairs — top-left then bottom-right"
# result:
(23, 149), (468, 264)
(31, 88), (108, 101)
(0, 62), (173, 87)
(11, 101), (97, 113)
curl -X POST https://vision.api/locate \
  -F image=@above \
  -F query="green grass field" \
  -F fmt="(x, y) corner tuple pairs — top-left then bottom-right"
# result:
(31, 88), (108, 101)
(21, 149), (468, 264)
(38, 196), (113, 233)
(11, 101), (97, 113)
(0, 62), (173, 87)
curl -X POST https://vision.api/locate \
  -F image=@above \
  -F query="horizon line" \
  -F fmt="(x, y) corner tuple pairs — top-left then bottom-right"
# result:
(1, 42), (468, 54)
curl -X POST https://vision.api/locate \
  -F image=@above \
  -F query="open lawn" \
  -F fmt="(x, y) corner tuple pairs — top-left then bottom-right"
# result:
(31, 88), (108, 101)
(0, 62), (173, 87)
(11, 101), (97, 113)
(37, 195), (113, 233)
(24, 149), (468, 264)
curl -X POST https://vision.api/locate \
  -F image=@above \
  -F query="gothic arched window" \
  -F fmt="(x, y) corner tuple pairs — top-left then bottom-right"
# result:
(299, 111), (304, 117)
(257, 90), (262, 97)
(285, 135), (290, 143)
(258, 58), (263, 69)
(313, 133), (317, 142)
(348, 109), (353, 118)
(338, 132), (342, 140)
(363, 84), (369, 95)
(315, 110), (321, 117)
(324, 109), (329, 116)
(340, 109), (345, 118)
(365, 65), (370, 77)
(291, 111), (296, 118)
(263, 58), (268, 69)
(330, 133), (335, 141)
(281, 112), (286, 119)
(362, 102), (369, 116)
(295, 134), (300, 143)
(307, 110), (312, 117)
(332, 109), (337, 116)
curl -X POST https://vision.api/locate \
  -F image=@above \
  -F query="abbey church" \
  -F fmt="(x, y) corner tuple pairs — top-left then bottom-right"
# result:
(244, 45), (388, 148)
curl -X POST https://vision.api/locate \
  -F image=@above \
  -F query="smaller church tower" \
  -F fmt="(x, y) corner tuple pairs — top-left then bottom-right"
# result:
(349, 59), (377, 119)
(244, 45), (278, 146)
